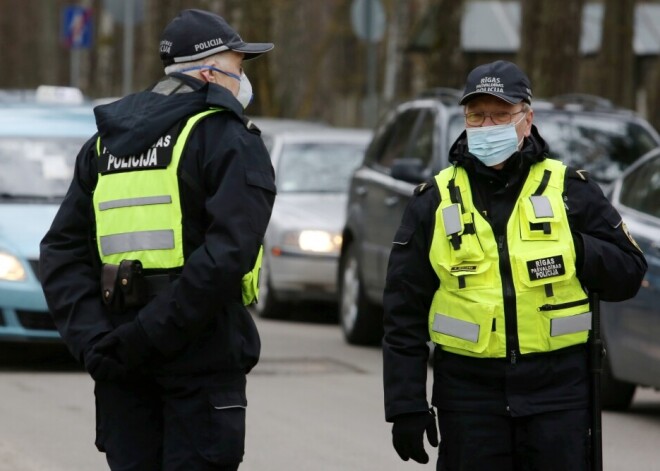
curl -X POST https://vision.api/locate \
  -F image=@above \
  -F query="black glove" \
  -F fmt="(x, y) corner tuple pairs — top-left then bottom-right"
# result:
(84, 337), (130, 381)
(92, 321), (152, 371)
(392, 409), (439, 464)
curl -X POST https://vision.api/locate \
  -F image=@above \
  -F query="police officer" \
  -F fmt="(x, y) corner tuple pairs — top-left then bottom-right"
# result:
(39, 9), (275, 471)
(383, 61), (647, 470)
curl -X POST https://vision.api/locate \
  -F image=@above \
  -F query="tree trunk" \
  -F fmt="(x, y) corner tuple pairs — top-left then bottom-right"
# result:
(597, 0), (635, 108)
(519, 0), (584, 100)
(427, 0), (465, 90)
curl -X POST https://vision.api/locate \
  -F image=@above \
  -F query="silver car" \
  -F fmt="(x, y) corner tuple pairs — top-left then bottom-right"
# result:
(252, 118), (372, 318)
(600, 146), (660, 409)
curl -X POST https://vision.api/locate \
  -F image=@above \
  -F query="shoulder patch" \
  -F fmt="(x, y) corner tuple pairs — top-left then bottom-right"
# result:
(621, 222), (642, 252)
(414, 180), (435, 195)
(567, 167), (589, 181)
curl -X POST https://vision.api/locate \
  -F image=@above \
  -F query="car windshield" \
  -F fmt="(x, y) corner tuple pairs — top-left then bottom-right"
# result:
(534, 112), (658, 183)
(0, 137), (81, 200)
(277, 142), (366, 193)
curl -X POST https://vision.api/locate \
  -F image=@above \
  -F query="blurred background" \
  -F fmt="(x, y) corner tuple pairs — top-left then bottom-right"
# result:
(0, 0), (658, 130)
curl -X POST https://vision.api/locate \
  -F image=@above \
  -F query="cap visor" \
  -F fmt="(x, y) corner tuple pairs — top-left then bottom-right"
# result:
(459, 91), (522, 105)
(232, 42), (274, 60)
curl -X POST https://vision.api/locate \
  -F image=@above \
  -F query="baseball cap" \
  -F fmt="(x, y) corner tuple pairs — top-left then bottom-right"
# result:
(159, 9), (274, 66)
(460, 60), (532, 105)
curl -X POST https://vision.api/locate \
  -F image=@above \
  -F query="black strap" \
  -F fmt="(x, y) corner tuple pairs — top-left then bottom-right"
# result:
(529, 222), (552, 234)
(447, 178), (464, 208)
(458, 276), (466, 289)
(533, 169), (552, 196)
(545, 283), (554, 297)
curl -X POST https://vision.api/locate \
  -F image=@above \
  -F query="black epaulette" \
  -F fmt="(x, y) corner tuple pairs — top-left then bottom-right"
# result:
(566, 167), (589, 182)
(414, 179), (435, 195)
(242, 116), (261, 134)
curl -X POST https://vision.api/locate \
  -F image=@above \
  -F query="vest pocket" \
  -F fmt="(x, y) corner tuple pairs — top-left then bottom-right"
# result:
(431, 304), (495, 353)
(536, 301), (591, 351)
(437, 260), (493, 291)
(519, 196), (560, 241)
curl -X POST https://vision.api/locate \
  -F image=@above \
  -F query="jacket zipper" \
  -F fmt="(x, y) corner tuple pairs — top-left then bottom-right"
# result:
(497, 235), (519, 364)
(538, 298), (589, 311)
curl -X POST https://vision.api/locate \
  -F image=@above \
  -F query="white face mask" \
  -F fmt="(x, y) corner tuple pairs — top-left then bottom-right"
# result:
(176, 65), (253, 109)
(235, 72), (253, 109)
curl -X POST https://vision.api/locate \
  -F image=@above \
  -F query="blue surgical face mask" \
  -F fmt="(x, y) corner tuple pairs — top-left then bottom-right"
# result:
(177, 65), (253, 109)
(466, 113), (526, 167)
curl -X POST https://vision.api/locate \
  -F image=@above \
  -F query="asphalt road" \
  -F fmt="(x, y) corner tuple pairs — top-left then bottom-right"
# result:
(0, 306), (659, 471)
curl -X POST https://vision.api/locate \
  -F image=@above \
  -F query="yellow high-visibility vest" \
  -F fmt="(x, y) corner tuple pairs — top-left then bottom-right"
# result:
(93, 109), (262, 305)
(428, 159), (590, 358)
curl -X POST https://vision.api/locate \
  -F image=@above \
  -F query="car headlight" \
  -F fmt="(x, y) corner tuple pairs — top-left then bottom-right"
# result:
(0, 251), (27, 281)
(280, 230), (343, 254)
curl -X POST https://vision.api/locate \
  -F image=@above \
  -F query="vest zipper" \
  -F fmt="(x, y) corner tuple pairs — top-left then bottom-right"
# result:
(497, 234), (519, 364)
(538, 298), (589, 311)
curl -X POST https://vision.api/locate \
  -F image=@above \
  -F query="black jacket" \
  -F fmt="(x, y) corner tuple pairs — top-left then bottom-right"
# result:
(39, 74), (276, 375)
(383, 125), (647, 421)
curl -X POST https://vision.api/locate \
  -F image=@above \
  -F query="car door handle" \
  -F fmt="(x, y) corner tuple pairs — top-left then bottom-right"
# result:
(355, 186), (367, 197)
(384, 196), (400, 207)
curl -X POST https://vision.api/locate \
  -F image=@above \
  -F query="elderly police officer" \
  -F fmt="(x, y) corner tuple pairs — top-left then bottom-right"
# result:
(383, 60), (647, 470)
(40, 9), (275, 471)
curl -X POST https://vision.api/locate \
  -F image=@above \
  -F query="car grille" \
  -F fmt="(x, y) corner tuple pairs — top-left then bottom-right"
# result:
(16, 310), (57, 330)
(28, 259), (40, 282)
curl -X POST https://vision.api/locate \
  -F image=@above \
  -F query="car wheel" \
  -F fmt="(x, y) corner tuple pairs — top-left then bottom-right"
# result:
(338, 243), (382, 345)
(600, 352), (636, 410)
(253, 255), (284, 319)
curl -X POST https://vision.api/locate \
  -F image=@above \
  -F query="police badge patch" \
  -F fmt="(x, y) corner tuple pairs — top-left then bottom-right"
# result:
(526, 255), (566, 281)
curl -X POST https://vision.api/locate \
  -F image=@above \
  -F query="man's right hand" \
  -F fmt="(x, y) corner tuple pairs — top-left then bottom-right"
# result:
(84, 336), (129, 381)
(391, 409), (439, 464)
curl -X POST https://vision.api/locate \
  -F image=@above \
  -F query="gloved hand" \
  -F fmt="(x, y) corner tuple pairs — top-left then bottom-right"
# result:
(84, 337), (129, 381)
(92, 321), (152, 371)
(392, 409), (439, 464)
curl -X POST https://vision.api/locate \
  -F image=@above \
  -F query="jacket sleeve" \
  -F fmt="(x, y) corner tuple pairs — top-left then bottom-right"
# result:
(383, 187), (439, 421)
(39, 137), (115, 364)
(137, 120), (276, 357)
(565, 172), (647, 302)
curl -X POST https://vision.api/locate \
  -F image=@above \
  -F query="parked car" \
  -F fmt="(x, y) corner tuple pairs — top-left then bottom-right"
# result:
(339, 91), (660, 344)
(599, 146), (660, 409)
(0, 87), (96, 344)
(252, 118), (372, 318)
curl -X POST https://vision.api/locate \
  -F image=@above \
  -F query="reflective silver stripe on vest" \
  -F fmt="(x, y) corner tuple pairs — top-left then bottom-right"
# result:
(442, 204), (462, 235)
(100, 230), (175, 255)
(530, 195), (554, 218)
(432, 313), (480, 343)
(550, 312), (592, 337)
(98, 195), (172, 211)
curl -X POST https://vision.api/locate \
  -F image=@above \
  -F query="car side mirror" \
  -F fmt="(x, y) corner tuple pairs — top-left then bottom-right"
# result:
(391, 158), (426, 184)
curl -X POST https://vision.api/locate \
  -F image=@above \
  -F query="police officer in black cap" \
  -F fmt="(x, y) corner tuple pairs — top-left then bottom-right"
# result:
(40, 9), (275, 471)
(383, 60), (647, 470)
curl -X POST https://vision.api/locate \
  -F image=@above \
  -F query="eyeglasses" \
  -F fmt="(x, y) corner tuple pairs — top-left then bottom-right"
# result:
(464, 109), (526, 127)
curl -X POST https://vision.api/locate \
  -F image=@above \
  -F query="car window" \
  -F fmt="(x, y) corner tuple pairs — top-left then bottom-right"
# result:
(0, 137), (81, 200)
(619, 154), (660, 219)
(371, 108), (426, 170)
(447, 113), (466, 151)
(534, 112), (658, 184)
(408, 110), (436, 168)
(261, 134), (275, 153)
(276, 141), (366, 193)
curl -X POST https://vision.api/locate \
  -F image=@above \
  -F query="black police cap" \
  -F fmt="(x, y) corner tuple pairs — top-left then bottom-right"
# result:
(159, 9), (274, 66)
(460, 60), (532, 105)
